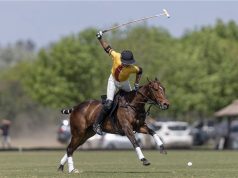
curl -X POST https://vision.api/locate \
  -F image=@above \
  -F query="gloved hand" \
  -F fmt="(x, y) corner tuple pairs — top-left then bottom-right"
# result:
(96, 31), (103, 39)
(134, 83), (139, 91)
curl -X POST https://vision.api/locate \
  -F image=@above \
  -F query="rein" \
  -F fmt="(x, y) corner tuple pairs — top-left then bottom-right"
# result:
(121, 86), (161, 116)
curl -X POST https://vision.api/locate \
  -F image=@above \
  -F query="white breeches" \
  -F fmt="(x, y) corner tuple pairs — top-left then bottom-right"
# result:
(107, 74), (132, 101)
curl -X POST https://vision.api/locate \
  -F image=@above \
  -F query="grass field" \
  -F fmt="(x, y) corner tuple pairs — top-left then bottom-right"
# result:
(0, 150), (238, 178)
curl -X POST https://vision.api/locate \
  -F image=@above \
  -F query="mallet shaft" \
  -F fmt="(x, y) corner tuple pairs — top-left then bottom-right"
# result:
(102, 9), (170, 33)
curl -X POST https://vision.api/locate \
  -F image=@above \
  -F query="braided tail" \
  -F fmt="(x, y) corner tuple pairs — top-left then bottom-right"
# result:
(61, 108), (73, 114)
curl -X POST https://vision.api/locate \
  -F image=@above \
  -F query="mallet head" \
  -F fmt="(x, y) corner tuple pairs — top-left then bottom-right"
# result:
(163, 9), (170, 18)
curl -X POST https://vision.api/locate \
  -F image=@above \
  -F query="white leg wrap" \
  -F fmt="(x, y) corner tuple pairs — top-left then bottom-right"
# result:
(153, 134), (163, 146)
(60, 154), (67, 165)
(135, 147), (145, 160)
(67, 157), (74, 173)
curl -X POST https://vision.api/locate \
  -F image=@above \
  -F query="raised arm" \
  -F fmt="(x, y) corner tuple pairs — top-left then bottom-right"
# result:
(96, 31), (112, 54)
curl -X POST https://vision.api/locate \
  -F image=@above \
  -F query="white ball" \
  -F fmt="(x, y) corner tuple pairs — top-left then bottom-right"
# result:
(187, 162), (192, 166)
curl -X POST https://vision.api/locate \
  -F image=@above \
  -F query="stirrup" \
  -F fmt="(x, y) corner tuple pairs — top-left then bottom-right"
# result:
(93, 124), (103, 135)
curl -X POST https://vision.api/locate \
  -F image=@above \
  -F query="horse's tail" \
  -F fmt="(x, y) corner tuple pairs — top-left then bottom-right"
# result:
(61, 108), (74, 114)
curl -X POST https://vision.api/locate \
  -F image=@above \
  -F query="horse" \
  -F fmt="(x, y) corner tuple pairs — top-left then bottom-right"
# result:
(58, 78), (169, 173)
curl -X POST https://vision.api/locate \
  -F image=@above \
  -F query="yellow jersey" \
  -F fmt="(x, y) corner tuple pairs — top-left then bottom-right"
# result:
(109, 50), (140, 82)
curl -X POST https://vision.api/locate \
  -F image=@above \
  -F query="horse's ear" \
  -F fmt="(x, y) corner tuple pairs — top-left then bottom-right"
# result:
(147, 77), (152, 83)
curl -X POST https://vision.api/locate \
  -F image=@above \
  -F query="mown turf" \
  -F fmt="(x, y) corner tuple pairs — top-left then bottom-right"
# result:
(0, 150), (238, 178)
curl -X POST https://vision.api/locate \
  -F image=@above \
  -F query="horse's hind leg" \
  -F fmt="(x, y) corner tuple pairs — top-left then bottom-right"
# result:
(67, 135), (84, 173)
(58, 154), (67, 171)
(67, 129), (96, 173)
(58, 135), (82, 173)
(58, 129), (95, 173)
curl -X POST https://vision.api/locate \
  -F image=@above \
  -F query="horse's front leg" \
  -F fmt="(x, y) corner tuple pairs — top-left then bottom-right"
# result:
(138, 124), (167, 154)
(121, 121), (150, 166)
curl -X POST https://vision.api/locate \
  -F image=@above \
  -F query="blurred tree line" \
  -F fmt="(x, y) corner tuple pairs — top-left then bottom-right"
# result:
(1, 19), (238, 126)
(0, 40), (57, 133)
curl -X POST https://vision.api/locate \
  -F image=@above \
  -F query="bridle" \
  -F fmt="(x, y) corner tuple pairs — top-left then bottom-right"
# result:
(123, 82), (166, 116)
(137, 83), (164, 108)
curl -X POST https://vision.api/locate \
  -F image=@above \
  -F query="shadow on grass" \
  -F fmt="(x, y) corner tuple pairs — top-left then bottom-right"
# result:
(84, 171), (171, 174)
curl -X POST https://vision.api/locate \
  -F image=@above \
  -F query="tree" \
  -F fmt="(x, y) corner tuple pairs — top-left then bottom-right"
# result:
(23, 28), (109, 108)
(22, 21), (238, 120)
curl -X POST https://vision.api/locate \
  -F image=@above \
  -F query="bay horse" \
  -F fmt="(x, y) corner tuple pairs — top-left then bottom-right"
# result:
(58, 78), (169, 173)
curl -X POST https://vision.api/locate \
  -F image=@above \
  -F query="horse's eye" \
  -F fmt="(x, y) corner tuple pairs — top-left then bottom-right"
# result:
(159, 86), (164, 92)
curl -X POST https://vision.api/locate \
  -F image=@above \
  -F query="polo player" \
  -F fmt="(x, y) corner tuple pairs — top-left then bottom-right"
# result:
(93, 31), (143, 135)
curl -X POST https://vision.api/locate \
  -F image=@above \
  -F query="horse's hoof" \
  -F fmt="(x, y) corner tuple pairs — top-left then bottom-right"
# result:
(57, 164), (64, 172)
(159, 145), (167, 154)
(70, 169), (82, 174)
(141, 158), (150, 166)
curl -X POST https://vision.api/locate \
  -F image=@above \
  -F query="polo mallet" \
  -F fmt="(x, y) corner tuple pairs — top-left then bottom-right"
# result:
(102, 9), (170, 33)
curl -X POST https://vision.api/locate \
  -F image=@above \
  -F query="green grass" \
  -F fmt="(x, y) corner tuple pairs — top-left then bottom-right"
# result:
(0, 150), (238, 178)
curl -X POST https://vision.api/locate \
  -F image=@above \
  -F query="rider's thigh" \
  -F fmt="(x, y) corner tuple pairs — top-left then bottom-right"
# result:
(107, 75), (117, 101)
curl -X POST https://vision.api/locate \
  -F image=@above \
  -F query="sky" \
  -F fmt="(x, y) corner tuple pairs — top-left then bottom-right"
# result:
(0, 1), (237, 48)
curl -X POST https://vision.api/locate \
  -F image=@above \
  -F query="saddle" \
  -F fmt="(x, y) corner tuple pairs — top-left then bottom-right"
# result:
(101, 90), (128, 135)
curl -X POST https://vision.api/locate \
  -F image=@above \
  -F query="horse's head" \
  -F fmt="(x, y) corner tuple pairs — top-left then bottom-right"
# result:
(144, 78), (169, 110)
